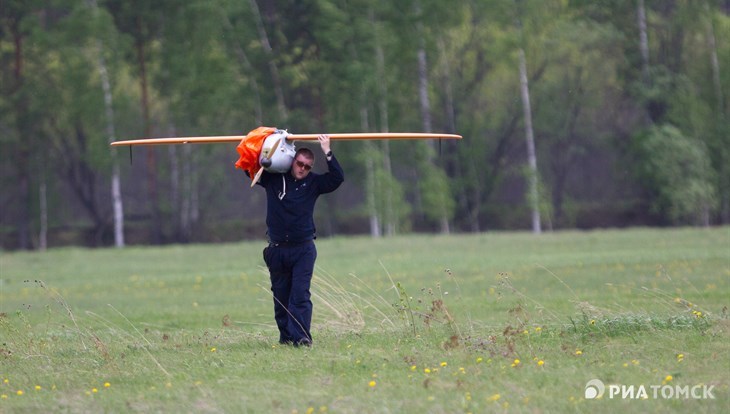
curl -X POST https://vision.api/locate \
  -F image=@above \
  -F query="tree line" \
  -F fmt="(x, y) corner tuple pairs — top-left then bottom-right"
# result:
(1, 0), (728, 250)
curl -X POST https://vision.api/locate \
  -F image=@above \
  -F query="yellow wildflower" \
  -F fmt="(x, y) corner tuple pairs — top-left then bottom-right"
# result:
(210, 347), (217, 352)
(537, 360), (544, 367)
(488, 394), (501, 402)
(368, 380), (376, 387)
(1, 394), (7, 399)
(476, 357), (483, 363)
(410, 365), (417, 371)
(424, 368), (431, 374)
(575, 350), (583, 356)
(440, 362), (448, 367)
(104, 382), (111, 388)
(16, 390), (23, 396)
(35, 385), (41, 391)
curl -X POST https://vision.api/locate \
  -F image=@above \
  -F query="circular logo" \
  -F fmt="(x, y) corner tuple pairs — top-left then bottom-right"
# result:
(585, 379), (605, 399)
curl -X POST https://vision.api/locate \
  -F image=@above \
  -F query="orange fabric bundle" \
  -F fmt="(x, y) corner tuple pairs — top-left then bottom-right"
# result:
(235, 126), (277, 182)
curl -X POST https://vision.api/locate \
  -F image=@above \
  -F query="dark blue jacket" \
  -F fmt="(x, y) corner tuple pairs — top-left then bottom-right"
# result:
(257, 155), (344, 243)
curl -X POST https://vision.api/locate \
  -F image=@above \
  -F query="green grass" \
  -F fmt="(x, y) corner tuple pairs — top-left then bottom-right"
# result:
(1, 227), (728, 413)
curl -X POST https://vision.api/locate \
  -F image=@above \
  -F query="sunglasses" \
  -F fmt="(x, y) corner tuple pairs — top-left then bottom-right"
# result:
(295, 160), (313, 171)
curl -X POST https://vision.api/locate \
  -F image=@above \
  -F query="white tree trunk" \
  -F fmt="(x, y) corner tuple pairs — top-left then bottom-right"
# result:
(178, 146), (198, 241)
(39, 180), (47, 251)
(706, 6), (724, 116)
(180, 146), (191, 240)
(100, 56), (125, 247)
(637, 0), (650, 80)
(168, 143), (180, 238)
(417, 46), (432, 135)
(705, 5), (727, 224)
(518, 48), (541, 234)
(415, 0), (449, 234)
(359, 88), (381, 238)
(373, 8), (395, 236)
(89, 0), (124, 247)
(438, 36), (456, 134)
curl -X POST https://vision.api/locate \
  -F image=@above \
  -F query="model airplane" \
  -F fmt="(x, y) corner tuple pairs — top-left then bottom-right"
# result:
(111, 126), (462, 186)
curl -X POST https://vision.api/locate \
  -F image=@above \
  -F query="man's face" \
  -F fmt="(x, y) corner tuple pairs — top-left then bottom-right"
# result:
(291, 155), (313, 180)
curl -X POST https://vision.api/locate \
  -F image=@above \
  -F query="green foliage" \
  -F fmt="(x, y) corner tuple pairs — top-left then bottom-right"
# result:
(632, 124), (718, 224)
(2, 0), (730, 248)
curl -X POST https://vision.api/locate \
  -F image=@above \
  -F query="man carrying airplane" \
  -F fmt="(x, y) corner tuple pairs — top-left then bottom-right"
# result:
(256, 134), (344, 347)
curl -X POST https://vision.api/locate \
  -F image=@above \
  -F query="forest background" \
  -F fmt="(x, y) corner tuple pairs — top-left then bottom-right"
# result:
(1, 0), (728, 250)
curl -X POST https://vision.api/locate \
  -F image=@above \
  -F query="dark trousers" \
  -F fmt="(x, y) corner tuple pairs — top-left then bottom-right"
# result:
(263, 242), (317, 344)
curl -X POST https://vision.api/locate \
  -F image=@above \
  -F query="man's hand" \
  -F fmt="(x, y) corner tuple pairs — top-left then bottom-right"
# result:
(318, 134), (331, 155)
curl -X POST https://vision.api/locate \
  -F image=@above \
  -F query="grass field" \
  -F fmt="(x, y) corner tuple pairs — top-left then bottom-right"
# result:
(1, 227), (728, 413)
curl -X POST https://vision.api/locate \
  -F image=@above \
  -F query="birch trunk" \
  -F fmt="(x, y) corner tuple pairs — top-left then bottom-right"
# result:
(637, 0), (650, 81)
(180, 146), (191, 241)
(88, 0), (125, 247)
(39, 179), (47, 251)
(362, 104), (380, 238)
(187, 147), (200, 235)
(518, 48), (541, 234)
(438, 37), (456, 135)
(169, 144), (181, 240)
(99, 49), (125, 247)
(373, 8), (395, 236)
(705, 5), (726, 224)
(414, 0), (450, 234)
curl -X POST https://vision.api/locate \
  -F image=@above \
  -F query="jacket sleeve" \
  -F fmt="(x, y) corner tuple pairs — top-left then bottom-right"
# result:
(316, 154), (344, 194)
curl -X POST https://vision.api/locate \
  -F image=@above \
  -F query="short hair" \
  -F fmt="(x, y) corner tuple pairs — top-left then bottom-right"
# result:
(295, 147), (315, 161)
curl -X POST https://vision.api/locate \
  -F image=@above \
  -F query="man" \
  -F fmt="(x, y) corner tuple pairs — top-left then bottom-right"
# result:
(255, 134), (344, 347)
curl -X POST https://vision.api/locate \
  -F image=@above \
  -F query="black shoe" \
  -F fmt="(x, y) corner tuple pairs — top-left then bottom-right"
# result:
(295, 338), (312, 347)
